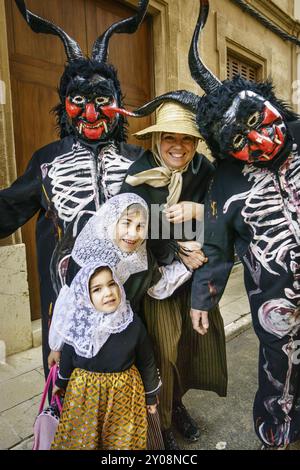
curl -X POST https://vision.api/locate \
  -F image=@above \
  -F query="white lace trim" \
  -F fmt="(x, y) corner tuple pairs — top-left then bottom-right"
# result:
(145, 379), (162, 395)
(147, 261), (192, 299)
(58, 372), (70, 381)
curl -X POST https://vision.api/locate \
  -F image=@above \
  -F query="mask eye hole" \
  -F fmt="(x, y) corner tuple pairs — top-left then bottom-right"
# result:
(71, 95), (86, 105)
(232, 134), (246, 150)
(247, 111), (260, 128)
(95, 96), (111, 106)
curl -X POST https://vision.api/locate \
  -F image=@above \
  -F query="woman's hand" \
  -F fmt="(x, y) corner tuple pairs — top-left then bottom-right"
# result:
(147, 404), (158, 414)
(178, 241), (208, 270)
(48, 350), (61, 369)
(178, 241), (202, 252)
(164, 202), (203, 223)
(190, 309), (209, 335)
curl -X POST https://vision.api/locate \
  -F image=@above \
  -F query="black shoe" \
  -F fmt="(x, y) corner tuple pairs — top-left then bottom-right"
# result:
(162, 429), (181, 450)
(172, 404), (200, 442)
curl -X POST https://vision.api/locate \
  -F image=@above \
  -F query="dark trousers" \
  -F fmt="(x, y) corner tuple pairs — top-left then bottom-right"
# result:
(252, 317), (300, 447)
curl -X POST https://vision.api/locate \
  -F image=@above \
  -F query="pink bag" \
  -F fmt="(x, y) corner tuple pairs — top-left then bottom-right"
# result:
(32, 364), (63, 450)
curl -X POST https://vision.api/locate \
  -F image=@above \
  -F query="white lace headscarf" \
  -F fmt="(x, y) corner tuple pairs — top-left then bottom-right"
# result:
(72, 193), (149, 283)
(50, 262), (134, 358)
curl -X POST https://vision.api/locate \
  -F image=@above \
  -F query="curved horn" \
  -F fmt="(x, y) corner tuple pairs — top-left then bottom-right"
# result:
(15, 0), (84, 62)
(188, 0), (222, 94)
(92, 0), (149, 63)
(128, 91), (200, 117)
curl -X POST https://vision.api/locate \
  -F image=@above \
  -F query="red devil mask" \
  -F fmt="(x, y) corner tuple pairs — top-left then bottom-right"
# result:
(65, 74), (133, 142)
(218, 91), (287, 164)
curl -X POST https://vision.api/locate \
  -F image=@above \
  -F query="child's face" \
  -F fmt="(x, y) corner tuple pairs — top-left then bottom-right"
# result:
(114, 206), (147, 253)
(89, 268), (121, 313)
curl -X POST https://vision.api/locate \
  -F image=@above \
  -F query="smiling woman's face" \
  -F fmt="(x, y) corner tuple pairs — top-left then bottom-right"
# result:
(160, 133), (197, 169)
(114, 204), (148, 253)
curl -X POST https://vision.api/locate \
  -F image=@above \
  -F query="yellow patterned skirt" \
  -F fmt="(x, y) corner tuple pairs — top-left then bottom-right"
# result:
(51, 365), (147, 450)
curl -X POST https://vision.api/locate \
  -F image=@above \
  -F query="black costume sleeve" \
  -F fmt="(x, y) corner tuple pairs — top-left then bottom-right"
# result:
(147, 248), (162, 287)
(0, 153), (42, 238)
(148, 238), (180, 265)
(66, 257), (81, 287)
(191, 174), (236, 311)
(55, 344), (75, 390)
(135, 320), (161, 405)
(123, 250), (161, 313)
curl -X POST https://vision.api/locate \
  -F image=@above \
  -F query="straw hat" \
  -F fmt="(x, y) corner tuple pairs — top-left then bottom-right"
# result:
(133, 102), (202, 139)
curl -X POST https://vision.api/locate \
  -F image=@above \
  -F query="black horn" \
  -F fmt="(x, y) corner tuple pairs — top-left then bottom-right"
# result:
(15, 0), (84, 62)
(129, 90), (200, 117)
(92, 0), (149, 63)
(188, 0), (222, 94)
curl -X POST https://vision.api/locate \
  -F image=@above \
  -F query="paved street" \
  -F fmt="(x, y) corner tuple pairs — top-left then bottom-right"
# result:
(180, 327), (300, 451)
(179, 327), (260, 450)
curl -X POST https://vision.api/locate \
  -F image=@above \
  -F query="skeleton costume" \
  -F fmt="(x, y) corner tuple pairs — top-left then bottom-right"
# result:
(50, 262), (161, 450)
(0, 0), (149, 376)
(127, 0), (300, 448)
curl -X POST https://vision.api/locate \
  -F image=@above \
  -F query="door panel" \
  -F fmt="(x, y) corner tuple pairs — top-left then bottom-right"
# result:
(10, 0), (88, 62)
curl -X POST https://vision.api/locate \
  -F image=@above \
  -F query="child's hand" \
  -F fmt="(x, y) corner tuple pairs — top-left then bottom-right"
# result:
(48, 350), (61, 368)
(52, 385), (64, 396)
(147, 404), (157, 415)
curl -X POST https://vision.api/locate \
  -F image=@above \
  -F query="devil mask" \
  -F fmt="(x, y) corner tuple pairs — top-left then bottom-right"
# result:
(205, 88), (289, 164)
(56, 60), (129, 142)
(128, 0), (298, 166)
(15, 0), (148, 144)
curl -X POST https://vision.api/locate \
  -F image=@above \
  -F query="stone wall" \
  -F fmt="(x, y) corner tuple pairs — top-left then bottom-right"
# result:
(0, 244), (32, 356)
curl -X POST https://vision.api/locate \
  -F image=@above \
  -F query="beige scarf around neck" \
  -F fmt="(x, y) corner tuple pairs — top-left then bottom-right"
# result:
(125, 133), (197, 207)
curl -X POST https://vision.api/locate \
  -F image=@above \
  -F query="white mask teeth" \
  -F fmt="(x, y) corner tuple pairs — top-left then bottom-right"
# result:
(103, 121), (108, 133)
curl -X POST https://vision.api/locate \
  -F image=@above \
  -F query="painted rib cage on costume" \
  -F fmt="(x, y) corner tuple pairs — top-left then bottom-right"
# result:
(202, 139), (300, 447)
(0, 0), (149, 374)
(128, 0), (300, 448)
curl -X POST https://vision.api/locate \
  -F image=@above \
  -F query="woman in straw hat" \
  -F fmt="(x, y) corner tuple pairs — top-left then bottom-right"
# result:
(120, 101), (227, 450)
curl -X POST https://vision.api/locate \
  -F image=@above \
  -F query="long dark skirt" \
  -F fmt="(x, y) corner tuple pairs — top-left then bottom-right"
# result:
(142, 285), (228, 430)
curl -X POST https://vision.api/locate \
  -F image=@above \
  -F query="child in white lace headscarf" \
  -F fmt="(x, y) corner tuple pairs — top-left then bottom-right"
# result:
(49, 193), (191, 356)
(50, 262), (161, 450)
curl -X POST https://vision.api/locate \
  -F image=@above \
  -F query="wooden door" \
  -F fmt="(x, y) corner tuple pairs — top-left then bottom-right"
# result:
(5, 0), (154, 320)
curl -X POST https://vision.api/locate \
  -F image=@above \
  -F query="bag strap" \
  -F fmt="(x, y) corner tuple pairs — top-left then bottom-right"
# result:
(51, 390), (63, 414)
(38, 365), (62, 414)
